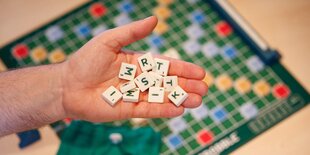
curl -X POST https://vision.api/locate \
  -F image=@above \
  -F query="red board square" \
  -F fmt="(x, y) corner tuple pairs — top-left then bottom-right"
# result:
(197, 129), (214, 145)
(12, 44), (29, 59)
(273, 84), (290, 99)
(89, 3), (107, 18)
(215, 21), (232, 37)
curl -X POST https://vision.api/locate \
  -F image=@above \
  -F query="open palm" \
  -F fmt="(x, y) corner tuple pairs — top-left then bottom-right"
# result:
(60, 16), (208, 122)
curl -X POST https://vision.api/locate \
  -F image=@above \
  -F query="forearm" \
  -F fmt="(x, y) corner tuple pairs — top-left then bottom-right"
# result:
(0, 64), (65, 136)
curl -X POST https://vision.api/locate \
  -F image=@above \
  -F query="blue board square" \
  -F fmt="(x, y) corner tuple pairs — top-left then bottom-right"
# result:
(190, 104), (208, 120)
(91, 25), (107, 37)
(74, 22), (91, 38)
(239, 102), (258, 120)
(190, 10), (206, 24)
(222, 45), (237, 60)
(118, 1), (134, 13)
(45, 25), (64, 42)
(114, 13), (132, 26)
(166, 134), (183, 150)
(168, 117), (187, 133)
(183, 40), (201, 55)
(185, 24), (204, 39)
(202, 41), (220, 58)
(211, 106), (227, 123)
(148, 35), (164, 48)
(246, 56), (265, 73)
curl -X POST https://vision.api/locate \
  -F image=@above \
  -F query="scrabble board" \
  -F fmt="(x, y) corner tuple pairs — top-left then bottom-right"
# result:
(0, 0), (309, 154)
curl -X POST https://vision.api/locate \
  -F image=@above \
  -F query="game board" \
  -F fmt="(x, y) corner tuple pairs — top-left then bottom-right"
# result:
(0, 0), (309, 154)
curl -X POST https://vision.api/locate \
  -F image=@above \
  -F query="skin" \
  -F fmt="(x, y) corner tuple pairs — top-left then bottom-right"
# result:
(0, 16), (208, 136)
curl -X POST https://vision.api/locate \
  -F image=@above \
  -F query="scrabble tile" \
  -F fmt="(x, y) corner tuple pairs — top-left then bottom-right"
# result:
(114, 13), (132, 26)
(165, 134), (183, 150)
(203, 71), (214, 86)
(74, 22), (91, 39)
(148, 87), (165, 103)
(153, 6), (171, 20)
(246, 56), (265, 73)
(120, 81), (136, 93)
(134, 72), (154, 92)
(239, 102), (258, 120)
(168, 86), (188, 106)
(137, 53), (155, 72)
(215, 21), (232, 37)
(91, 25), (107, 37)
(183, 40), (201, 55)
(185, 24), (204, 40)
(152, 58), (170, 76)
(215, 74), (233, 91)
(118, 63), (137, 80)
(221, 45), (237, 60)
(202, 41), (220, 58)
(190, 10), (206, 24)
(89, 3), (107, 18)
(0, 58), (7, 72)
(168, 117), (187, 133)
(101, 86), (122, 106)
(253, 80), (270, 97)
(210, 106), (228, 123)
(118, 1), (134, 13)
(272, 84), (290, 99)
(163, 76), (178, 91)
(163, 48), (181, 59)
(131, 118), (148, 126)
(154, 20), (169, 35)
(148, 72), (163, 87)
(123, 88), (140, 102)
(45, 25), (64, 42)
(147, 34), (164, 48)
(196, 129), (214, 146)
(48, 49), (66, 63)
(190, 104), (208, 120)
(234, 77), (251, 94)
(12, 44), (29, 60)
(30, 46), (47, 63)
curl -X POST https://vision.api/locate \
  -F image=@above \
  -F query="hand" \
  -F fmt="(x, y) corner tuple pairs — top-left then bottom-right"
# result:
(60, 16), (208, 122)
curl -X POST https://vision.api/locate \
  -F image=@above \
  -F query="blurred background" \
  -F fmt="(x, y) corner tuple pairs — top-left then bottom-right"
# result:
(0, 0), (309, 154)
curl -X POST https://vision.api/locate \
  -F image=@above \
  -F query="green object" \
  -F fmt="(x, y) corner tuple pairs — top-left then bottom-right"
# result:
(57, 121), (161, 155)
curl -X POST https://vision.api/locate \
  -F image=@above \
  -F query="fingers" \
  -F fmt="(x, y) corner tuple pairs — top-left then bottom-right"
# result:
(142, 76), (207, 100)
(97, 16), (158, 52)
(178, 78), (208, 96)
(138, 78), (207, 108)
(169, 60), (206, 80)
(182, 93), (202, 108)
(139, 92), (202, 108)
(178, 78), (208, 108)
(130, 102), (184, 118)
(150, 55), (206, 80)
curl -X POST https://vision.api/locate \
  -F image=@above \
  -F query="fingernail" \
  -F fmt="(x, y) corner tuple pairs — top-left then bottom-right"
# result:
(143, 16), (154, 21)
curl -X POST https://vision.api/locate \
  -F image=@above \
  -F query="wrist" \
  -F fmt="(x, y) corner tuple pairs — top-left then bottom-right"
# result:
(48, 63), (67, 121)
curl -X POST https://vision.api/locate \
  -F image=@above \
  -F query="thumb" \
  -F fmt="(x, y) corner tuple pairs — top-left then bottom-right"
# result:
(96, 16), (158, 52)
